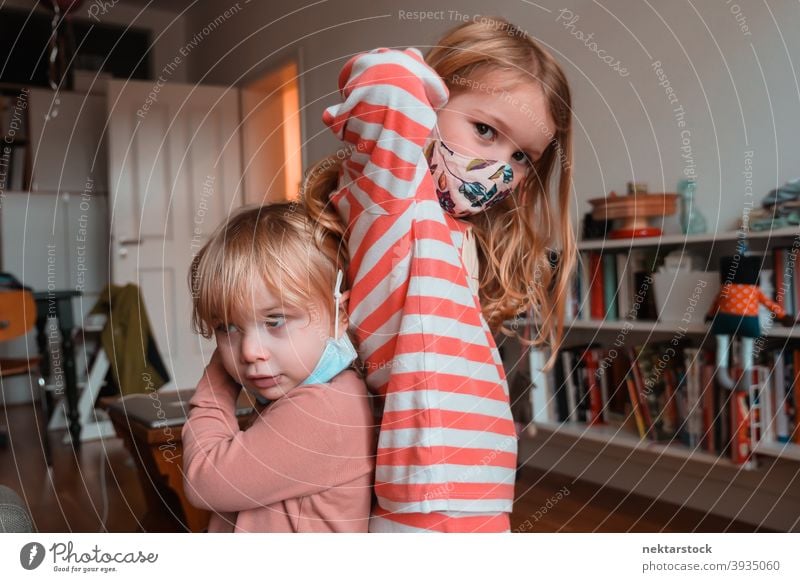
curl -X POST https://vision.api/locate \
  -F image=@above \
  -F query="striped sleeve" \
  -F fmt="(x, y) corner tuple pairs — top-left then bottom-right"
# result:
(323, 48), (518, 517)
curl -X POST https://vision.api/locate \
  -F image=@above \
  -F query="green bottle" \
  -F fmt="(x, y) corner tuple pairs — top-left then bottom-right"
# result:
(678, 179), (707, 234)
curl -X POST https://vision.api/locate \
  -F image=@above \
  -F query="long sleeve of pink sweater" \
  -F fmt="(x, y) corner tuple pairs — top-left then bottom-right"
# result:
(181, 351), (376, 532)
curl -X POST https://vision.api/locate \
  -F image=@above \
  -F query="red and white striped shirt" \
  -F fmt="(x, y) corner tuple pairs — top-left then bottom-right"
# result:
(322, 48), (518, 518)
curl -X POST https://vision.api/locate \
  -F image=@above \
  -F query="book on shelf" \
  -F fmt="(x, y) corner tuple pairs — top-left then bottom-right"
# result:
(762, 347), (800, 445)
(533, 340), (800, 465)
(626, 345), (656, 435)
(772, 350), (790, 442)
(528, 347), (549, 424)
(602, 253), (618, 320)
(737, 347), (800, 448)
(625, 376), (647, 439)
(582, 348), (604, 426)
(570, 246), (791, 329)
(588, 252), (604, 320)
(770, 246), (800, 318)
(731, 389), (754, 468)
(570, 249), (659, 322)
(548, 235), (800, 466)
(616, 253), (632, 318)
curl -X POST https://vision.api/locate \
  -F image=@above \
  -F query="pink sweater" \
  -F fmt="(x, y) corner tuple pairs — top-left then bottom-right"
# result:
(182, 356), (376, 533)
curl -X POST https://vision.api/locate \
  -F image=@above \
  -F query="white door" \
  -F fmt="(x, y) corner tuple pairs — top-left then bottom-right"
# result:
(106, 80), (243, 390)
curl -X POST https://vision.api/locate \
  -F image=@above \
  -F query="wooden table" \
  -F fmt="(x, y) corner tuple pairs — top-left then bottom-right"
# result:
(107, 388), (256, 532)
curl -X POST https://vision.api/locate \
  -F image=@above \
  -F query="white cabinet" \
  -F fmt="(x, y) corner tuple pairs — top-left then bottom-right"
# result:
(28, 89), (108, 193)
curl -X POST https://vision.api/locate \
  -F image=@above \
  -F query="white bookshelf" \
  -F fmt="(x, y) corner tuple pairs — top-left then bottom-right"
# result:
(577, 226), (800, 251)
(752, 440), (800, 462)
(536, 421), (736, 467)
(511, 229), (800, 530)
(516, 226), (800, 473)
(561, 318), (800, 339)
(536, 412), (800, 465)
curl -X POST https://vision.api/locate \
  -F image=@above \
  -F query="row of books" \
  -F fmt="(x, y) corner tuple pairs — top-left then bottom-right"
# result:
(535, 342), (800, 466)
(773, 247), (800, 317)
(762, 348), (800, 445)
(566, 250), (660, 321)
(568, 247), (799, 323)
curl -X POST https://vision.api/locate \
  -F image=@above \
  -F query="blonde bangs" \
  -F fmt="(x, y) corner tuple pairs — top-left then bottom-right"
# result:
(190, 204), (343, 339)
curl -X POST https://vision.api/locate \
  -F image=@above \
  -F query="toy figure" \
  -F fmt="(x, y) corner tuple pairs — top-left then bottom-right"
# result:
(706, 255), (795, 391)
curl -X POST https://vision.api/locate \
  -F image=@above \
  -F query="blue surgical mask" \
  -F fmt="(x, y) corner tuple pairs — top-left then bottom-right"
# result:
(302, 270), (358, 385)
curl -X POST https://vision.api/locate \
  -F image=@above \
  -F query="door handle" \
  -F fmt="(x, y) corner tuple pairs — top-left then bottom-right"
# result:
(117, 237), (142, 257)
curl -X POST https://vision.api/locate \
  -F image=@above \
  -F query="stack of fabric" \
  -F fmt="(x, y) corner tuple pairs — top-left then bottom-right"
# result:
(747, 179), (800, 231)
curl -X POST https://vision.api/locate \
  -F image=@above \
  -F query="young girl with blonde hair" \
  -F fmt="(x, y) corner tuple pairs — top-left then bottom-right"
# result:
(182, 204), (375, 532)
(304, 16), (576, 532)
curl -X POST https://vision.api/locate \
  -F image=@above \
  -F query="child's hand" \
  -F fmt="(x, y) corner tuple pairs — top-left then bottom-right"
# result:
(200, 348), (241, 400)
(779, 314), (796, 327)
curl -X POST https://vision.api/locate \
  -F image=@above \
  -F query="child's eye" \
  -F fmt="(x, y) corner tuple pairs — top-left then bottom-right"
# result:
(474, 122), (496, 141)
(264, 316), (286, 329)
(215, 323), (238, 334)
(512, 151), (533, 166)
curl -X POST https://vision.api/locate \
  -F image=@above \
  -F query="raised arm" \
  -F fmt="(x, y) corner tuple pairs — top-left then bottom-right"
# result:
(758, 288), (787, 319)
(322, 48), (448, 218)
(181, 350), (346, 512)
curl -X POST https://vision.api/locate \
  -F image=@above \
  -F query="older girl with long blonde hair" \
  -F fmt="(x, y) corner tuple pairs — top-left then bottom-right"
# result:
(305, 16), (576, 532)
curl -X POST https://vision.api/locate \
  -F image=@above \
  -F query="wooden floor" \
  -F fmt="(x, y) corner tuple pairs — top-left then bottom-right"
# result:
(0, 400), (768, 532)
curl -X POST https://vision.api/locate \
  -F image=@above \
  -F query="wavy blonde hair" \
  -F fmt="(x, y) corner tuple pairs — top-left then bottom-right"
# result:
(189, 203), (348, 339)
(305, 17), (576, 369)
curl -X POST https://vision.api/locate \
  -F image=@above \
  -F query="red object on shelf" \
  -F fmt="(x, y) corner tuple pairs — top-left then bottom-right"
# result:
(609, 226), (663, 239)
(589, 192), (677, 241)
(701, 360), (715, 453)
(583, 349), (604, 426)
(588, 252), (605, 319)
(731, 391), (753, 466)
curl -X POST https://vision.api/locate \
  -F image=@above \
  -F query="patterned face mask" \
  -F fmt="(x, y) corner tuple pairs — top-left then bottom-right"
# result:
(424, 127), (518, 217)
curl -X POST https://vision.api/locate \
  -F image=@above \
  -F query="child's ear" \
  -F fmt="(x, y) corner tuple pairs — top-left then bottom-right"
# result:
(338, 290), (351, 335)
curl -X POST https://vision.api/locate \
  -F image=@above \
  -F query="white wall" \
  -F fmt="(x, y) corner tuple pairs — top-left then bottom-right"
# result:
(181, 0), (800, 234)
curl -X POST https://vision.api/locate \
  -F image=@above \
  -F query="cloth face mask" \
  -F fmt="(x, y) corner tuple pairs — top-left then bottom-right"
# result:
(424, 126), (517, 217)
(302, 270), (358, 386)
